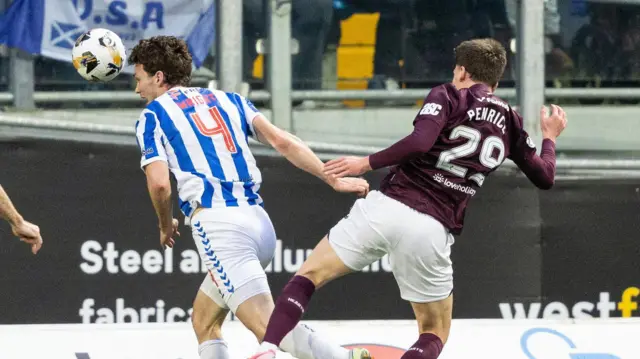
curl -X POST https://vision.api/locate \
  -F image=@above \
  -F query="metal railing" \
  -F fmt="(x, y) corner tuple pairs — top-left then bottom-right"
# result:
(5, 0), (640, 109)
(1, 0), (639, 172)
(5, 1), (640, 109)
(1, 114), (639, 173)
(4, 87), (640, 105)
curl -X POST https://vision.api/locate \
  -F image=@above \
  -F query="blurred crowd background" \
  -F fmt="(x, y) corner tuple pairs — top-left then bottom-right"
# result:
(3, 0), (640, 109)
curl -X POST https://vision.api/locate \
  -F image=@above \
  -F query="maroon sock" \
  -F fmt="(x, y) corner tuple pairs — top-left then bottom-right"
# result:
(400, 333), (444, 359)
(263, 275), (316, 346)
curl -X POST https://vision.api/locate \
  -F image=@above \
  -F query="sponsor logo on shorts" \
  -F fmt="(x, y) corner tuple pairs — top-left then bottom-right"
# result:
(433, 173), (477, 196)
(343, 343), (405, 358)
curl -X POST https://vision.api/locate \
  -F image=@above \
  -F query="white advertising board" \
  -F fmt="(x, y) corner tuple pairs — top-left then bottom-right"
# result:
(0, 319), (637, 359)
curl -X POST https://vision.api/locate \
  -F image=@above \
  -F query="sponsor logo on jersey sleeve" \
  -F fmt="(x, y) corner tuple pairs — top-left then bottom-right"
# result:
(526, 136), (536, 149)
(419, 102), (442, 116)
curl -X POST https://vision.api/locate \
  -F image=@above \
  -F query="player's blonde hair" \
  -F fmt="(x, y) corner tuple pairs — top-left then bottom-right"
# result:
(454, 38), (507, 87)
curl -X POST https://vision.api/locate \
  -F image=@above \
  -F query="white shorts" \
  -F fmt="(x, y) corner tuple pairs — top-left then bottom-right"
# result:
(191, 205), (276, 312)
(328, 190), (455, 303)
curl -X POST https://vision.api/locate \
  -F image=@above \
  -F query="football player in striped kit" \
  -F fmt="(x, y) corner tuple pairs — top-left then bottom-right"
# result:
(129, 36), (372, 359)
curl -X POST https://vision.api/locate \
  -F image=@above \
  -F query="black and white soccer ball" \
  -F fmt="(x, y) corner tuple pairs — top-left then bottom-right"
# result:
(72, 28), (126, 82)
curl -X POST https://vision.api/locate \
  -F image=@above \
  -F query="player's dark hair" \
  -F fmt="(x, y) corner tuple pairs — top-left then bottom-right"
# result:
(454, 38), (507, 87)
(128, 36), (192, 87)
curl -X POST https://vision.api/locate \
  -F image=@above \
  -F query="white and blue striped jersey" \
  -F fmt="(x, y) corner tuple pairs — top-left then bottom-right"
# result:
(135, 87), (263, 217)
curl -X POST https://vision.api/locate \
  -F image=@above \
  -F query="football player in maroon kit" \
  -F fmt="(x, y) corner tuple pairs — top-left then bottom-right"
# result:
(250, 38), (567, 359)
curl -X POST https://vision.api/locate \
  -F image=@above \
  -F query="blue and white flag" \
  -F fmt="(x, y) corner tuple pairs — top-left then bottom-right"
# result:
(0, 0), (216, 69)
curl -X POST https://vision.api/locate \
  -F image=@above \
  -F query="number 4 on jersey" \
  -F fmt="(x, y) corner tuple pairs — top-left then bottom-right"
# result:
(191, 106), (237, 154)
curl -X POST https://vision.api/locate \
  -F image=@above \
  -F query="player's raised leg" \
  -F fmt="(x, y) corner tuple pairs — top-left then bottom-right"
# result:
(256, 236), (352, 352)
(192, 285), (231, 359)
(195, 266), (368, 359)
(253, 193), (388, 358)
(384, 194), (455, 359)
(192, 207), (370, 359)
(251, 236), (355, 359)
(235, 289), (362, 359)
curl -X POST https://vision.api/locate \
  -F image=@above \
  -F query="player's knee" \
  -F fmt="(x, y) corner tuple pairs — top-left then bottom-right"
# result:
(248, 321), (267, 342)
(294, 238), (347, 289)
(234, 292), (274, 342)
(239, 309), (268, 342)
(415, 308), (451, 344)
(296, 266), (336, 289)
(295, 265), (320, 284)
(417, 318), (450, 344)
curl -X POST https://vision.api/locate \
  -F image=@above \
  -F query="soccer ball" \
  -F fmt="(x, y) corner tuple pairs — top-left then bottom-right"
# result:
(72, 28), (126, 82)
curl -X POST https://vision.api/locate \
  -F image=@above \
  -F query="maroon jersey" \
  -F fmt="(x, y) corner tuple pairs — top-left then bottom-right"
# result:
(369, 83), (556, 235)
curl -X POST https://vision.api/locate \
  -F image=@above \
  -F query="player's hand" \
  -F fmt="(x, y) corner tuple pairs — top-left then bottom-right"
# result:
(160, 218), (180, 249)
(11, 219), (43, 255)
(328, 177), (370, 196)
(540, 104), (567, 142)
(324, 156), (372, 178)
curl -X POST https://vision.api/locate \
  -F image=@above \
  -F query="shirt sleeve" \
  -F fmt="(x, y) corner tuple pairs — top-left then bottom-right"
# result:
(368, 85), (451, 170)
(508, 110), (556, 189)
(241, 96), (261, 131)
(227, 92), (261, 138)
(135, 110), (168, 169)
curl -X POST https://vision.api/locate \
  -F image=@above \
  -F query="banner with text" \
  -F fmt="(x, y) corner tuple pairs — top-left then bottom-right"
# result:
(0, 140), (639, 323)
(0, 0), (215, 67)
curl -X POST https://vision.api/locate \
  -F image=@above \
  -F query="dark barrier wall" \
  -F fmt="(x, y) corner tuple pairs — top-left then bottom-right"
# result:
(0, 140), (637, 323)
(537, 180), (640, 320)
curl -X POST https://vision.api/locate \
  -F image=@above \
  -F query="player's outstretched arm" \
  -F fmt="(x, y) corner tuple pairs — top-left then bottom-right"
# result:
(252, 115), (369, 196)
(324, 86), (450, 178)
(511, 105), (567, 189)
(0, 185), (43, 254)
(324, 117), (445, 178)
(0, 185), (23, 227)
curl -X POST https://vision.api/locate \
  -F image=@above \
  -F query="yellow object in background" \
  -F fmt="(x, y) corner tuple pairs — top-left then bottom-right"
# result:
(252, 13), (380, 108)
